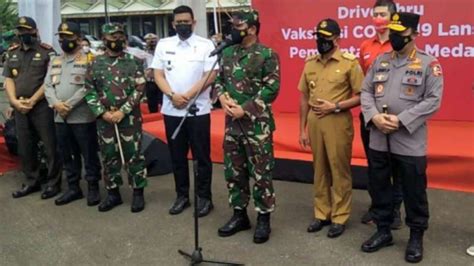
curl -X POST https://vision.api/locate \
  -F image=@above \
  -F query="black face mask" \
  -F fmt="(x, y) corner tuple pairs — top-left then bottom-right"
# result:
(175, 24), (193, 40)
(105, 39), (125, 53)
(230, 28), (248, 44)
(316, 37), (335, 55)
(61, 39), (78, 53)
(389, 32), (412, 52)
(19, 33), (36, 45)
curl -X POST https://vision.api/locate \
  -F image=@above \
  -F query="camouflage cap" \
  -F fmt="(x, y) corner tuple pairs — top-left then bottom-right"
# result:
(17, 16), (37, 30)
(232, 9), (259, 25)
(102, 23), (125, 35)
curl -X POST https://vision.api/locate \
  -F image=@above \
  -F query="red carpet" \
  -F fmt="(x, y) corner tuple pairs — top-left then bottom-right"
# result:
(143, 110), (474, 193)
(0, 137), (19, 174)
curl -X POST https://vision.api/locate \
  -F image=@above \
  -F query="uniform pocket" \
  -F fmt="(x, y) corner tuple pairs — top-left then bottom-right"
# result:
(400, 76), (423, 101)
(70, 68), (86, 85)
(372, 74), (389, 98)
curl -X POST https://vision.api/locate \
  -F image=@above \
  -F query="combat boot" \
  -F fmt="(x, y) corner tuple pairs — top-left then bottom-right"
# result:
(98, 188), (122, 212)
(405, 229), (424, 263)
(55, 184), (83, 206)
(253, 213), (271, 244)
(87, 181), (101, 206)
(131, 188), (145, 213)
(218, 209), (251, 237)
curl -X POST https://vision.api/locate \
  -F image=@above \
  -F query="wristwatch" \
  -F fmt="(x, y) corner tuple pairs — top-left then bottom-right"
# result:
(167, 91), (175, 99)
(334, 102), (341, 113)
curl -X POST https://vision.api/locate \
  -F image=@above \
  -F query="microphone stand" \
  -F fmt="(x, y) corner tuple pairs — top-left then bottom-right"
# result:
(172, 55), (243, 266)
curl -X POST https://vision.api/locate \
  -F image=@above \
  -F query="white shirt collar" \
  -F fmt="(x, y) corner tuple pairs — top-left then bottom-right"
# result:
(176, 33), (196, 48)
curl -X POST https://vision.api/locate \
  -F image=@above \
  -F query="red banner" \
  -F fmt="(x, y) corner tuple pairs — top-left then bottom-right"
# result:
(252, 0), (474, 121)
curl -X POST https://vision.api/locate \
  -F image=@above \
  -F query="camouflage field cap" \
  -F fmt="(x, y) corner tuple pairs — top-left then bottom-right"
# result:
(102, 23), (125, 35)
(232, 9), (259, 25)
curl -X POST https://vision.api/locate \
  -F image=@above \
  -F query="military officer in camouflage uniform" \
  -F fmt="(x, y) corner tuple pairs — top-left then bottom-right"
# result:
(3, 16), (62, 199)
(215, 10), (280, 244)
(85, 23), (147, 213)
(44, 22), (102, 207)
(360, 13), (443, 263)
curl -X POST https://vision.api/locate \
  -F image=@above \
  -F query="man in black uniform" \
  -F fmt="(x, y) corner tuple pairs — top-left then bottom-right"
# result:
(3, 16), (61, 199)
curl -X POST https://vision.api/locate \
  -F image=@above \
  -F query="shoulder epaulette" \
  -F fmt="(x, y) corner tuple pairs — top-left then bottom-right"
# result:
(40, 43), (53, 49)
(342, 52), (356, 61)
(7, 44), (20, 51)
(305, 54), (318, 62)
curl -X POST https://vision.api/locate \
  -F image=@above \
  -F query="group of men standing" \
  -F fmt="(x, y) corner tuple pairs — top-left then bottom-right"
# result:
(2, 1), (443, 263)
(298, 0), (443, 263)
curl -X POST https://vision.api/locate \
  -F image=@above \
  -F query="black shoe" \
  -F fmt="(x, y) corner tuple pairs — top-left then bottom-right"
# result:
(131, 188), (145, 213)
(98, 188), (123, 212)
(405, 229), (424, 263)
(169, 196), (190, 215)
(87, 182), (101, 206)
(41, 186), (61, 200)
(361, 210), (375, 224)
(12, 184), (41, 198)
(391, 208), (403, 230)
(55, 188), (84, 206)
(197, 198), (214, 217)
(361, 230), (394, 253)
(327, 223), (345, 238)
(307, 219), (331, 233)
(218, 209), (251, 237)
(253, 213), (271, 244)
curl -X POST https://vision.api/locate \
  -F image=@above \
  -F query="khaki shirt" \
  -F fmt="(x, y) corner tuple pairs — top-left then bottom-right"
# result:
(2, 42), (56, 98)
(298, 49), (363, 107)
(44, 51), (96, 124)
(361, 48), (444, 156)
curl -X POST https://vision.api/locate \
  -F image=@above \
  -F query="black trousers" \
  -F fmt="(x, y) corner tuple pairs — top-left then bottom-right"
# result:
(368, 149), (429, 231)
(145, 81), (162, 113)
(15, 100), (61, 188)
(360, 113), (403, 210)
(164, 114), (212, 200)
(56, 122), (101, 187)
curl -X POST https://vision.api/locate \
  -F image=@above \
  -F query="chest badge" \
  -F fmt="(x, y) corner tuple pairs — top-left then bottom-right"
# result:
(380, 61), (389, 67)
(375, 74), (385, 81)
(376, 84), (384, 94)
(12, 69), (18, 77)
(309, 80), (316, 89)
(405, 87), (415, 96)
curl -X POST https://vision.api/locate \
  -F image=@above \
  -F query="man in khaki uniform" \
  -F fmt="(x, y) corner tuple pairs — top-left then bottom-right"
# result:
(298, 18), (364, 238)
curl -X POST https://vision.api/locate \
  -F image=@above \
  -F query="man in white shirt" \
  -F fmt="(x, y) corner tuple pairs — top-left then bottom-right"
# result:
(152, 5), (218, 217)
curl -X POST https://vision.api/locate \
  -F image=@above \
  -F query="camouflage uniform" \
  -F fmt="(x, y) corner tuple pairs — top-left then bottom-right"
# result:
(85, 24), (147, 190)
(215, 16), (280, 213)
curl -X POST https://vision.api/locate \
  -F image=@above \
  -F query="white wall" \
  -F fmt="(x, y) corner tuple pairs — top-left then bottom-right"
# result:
(18, 0), (61, 52)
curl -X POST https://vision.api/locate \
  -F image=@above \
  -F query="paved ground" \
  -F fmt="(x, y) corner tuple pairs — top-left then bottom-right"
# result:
(0, 164), (473, 266)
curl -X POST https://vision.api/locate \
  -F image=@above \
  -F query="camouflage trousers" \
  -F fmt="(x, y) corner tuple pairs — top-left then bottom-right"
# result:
(223, 132), (275, 213)
(97, 117), (147, 190)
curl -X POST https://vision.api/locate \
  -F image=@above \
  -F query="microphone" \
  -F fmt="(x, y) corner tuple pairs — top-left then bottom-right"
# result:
(209, 36), (235, 57)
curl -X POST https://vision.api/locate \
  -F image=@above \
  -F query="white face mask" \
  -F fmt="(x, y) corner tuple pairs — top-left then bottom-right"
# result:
(82, 46), (90, 53)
